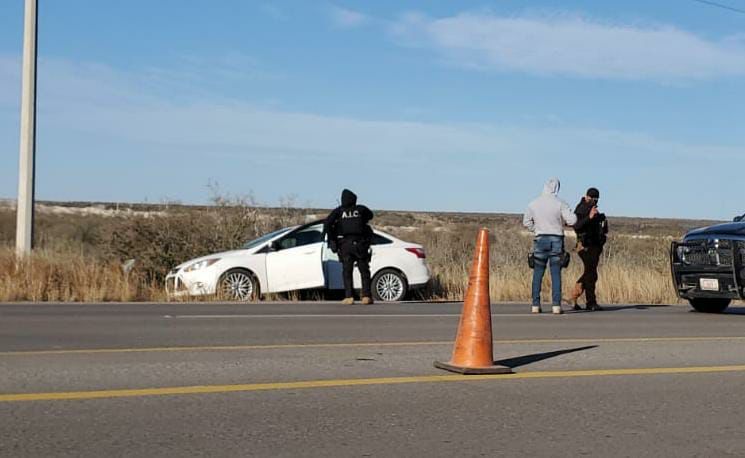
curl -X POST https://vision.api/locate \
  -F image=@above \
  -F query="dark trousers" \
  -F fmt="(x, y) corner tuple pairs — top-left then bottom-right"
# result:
(578, 246), (603, 306)
(339, 238), (371, 299)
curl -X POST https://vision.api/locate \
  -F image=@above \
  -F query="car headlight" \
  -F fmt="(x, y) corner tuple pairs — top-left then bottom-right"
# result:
(184, 258), (220, 272)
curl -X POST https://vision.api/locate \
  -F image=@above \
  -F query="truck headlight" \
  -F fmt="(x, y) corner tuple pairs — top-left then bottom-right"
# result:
(676, 246), (689, 264)
(184, 258), (220, 272)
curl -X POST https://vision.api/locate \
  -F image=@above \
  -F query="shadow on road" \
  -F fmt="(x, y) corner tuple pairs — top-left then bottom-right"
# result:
(591, 304), (670, 312)
(495, 345), (598, 369)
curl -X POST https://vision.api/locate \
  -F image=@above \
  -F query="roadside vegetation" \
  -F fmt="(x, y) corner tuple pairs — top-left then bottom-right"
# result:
(0, 197), (715, 304)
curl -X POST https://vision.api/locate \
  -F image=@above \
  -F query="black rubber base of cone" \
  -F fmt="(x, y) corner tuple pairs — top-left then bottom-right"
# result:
(433, 361), (514, 375)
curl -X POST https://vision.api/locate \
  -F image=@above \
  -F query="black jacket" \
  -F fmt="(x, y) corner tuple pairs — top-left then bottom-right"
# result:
(324, 189), (374, 242)
(574, 199), (608, 247)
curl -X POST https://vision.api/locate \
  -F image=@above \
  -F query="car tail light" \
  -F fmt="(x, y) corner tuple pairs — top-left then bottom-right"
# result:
(405, 247), (426, 259)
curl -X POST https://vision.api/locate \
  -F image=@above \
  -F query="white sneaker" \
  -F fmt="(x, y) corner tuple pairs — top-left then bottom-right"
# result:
(552, 305), (564, 315)
(531, 306), (541, 314)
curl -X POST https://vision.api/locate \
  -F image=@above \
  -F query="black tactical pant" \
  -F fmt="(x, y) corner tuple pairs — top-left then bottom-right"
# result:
(578, 246), (603, 306)
(339, 238), (372, 299)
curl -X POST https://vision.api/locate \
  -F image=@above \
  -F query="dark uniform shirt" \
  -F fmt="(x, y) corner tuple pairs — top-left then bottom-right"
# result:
(574, 200), (608, 247)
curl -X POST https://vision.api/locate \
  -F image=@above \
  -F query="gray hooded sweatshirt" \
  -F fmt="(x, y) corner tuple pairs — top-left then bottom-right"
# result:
(523, 178), (577, 236)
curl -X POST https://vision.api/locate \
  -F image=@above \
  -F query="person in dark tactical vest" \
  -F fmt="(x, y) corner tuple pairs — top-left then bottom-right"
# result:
(568, 187), (609, 311)
(324, 189), (375, 305)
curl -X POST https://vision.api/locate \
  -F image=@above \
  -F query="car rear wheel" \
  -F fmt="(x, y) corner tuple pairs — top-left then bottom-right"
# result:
(689, 298), (731, 313)
(373, 269), (408, 302)
(218, 269), (258, 301)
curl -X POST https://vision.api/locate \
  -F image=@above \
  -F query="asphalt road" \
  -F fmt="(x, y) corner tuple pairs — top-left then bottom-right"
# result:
(3, 302), (745, 457)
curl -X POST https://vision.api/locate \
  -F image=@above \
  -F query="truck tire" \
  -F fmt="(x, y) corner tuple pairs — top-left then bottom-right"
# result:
(689, 298), (731, 314)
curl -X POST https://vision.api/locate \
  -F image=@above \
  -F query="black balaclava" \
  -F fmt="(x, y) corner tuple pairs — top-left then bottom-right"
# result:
(341, 189), (357, 208)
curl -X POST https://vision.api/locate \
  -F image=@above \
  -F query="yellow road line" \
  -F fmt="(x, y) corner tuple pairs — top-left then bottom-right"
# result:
(4, 336), (745, 357)
(4, 365), (745, 403)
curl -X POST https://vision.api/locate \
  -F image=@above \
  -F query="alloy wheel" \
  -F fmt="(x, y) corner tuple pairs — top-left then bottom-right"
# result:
(220, 271), (254, 301)
(375, 272), (404, 302)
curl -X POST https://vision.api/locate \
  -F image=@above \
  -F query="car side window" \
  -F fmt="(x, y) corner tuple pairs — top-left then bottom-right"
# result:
(371, 234), (393, 245)
(278, 227), (323, 250)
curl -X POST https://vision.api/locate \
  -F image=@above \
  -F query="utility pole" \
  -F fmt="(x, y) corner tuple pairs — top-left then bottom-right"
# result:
(16, 0), (38, 257)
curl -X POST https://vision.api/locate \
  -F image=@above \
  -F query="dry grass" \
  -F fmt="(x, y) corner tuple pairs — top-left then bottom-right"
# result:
(0, 248), (161, 302)
(406, 227), (679, 305)
(0, 200), (714, 304)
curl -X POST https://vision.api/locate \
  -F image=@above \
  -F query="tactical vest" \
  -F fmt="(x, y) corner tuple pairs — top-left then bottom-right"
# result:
(337, 207), (366, 236)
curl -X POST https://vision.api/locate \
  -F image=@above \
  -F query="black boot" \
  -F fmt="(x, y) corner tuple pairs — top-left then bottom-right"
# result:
(586, 304), (603, 311)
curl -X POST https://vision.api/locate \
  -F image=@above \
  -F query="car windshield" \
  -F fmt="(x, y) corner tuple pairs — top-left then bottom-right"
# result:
(241, 228), (291, 250)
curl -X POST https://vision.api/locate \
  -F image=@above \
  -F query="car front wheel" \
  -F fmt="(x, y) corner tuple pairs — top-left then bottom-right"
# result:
(689, 298), (731, 313)
(218, 269), (259, 301)
(373, 269), (408, 302)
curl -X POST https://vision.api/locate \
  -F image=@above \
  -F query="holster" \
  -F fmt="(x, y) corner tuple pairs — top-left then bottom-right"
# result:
(528, 251), (570, 269)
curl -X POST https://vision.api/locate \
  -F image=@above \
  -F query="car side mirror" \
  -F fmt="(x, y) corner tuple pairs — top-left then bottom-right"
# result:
(735, 215), (743, 223)
(268, 241), (280, 252)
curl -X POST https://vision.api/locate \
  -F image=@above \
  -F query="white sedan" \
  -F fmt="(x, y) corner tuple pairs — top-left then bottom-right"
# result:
(165, 221), (430, 302)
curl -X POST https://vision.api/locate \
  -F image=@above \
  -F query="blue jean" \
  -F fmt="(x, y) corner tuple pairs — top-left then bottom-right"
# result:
(532, 235), (564, 306)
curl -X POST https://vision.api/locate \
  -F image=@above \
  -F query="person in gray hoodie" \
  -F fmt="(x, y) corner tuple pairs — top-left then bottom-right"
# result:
(523, 178), (577, 314)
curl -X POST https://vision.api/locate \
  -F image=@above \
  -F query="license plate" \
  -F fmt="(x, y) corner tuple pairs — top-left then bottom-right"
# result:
(700, 278), (720, 291)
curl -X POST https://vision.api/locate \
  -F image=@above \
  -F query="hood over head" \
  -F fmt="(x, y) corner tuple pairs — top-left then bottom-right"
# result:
(341, 189), (357, 208)
(543, 178), (561, 196)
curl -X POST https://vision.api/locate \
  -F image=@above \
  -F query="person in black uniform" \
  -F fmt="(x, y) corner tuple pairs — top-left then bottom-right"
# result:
(324, 189), (374, 305)
(569, 187), (608, 311)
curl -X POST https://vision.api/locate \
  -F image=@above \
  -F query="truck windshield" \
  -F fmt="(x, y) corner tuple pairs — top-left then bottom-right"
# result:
(242, 228), (291, 250)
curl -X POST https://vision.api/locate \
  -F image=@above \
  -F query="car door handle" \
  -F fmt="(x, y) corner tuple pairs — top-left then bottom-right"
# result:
(302, 251), (315, 255)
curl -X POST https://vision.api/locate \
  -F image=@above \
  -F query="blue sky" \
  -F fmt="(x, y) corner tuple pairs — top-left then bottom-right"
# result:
(0, 1), (744, 219)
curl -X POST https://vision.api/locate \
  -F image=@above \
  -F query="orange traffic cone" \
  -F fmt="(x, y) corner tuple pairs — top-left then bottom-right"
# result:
(434, 228), (513, 375)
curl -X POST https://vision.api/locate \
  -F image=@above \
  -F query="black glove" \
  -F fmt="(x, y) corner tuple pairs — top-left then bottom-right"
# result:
(328, 240), (338, 253)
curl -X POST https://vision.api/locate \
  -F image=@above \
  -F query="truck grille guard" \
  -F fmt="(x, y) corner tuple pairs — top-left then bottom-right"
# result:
(671, 239), (745, 299)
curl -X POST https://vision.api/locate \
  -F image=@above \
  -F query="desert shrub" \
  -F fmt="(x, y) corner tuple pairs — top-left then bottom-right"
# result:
(107, 196), (304, 283)
(0, 210), (14, 245)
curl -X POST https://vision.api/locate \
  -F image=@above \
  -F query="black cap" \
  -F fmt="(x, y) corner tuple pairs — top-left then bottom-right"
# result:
(587, 188), (600, 199)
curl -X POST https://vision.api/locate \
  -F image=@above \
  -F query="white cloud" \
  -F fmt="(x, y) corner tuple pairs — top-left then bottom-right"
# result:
(3, 56), (734, 166)
(0, 55), (743, 216)
(390, 11), (745, 81)
(330, 6), (368, 29)
(1, 54), (742, 166)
